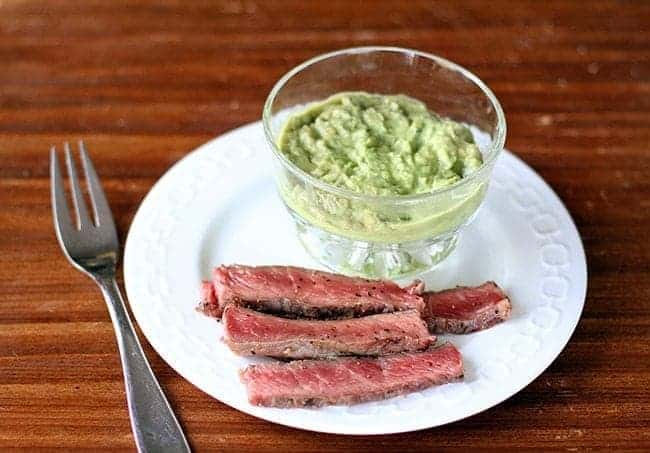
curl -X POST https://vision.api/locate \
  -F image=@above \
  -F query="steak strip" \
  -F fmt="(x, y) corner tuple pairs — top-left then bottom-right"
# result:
(423, 281), (512, 334)
(200, 264), (425, 318)
(199, 280), (219, 317)
(223, 304), (434, 359)
(240, 343), (463, 408)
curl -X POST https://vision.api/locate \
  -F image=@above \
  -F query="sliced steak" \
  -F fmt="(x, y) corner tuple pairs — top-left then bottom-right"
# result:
(198, 280), (220, 317)
(201, 264), (425, 318)
(223, 305), (433, 359)
(423, 281), (512, 334)
(240, 343), (463, 408)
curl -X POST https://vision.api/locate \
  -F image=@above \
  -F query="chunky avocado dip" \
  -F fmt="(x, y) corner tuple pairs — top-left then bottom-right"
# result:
(278, 92), (483, 196)
(275, 92), (488, 244)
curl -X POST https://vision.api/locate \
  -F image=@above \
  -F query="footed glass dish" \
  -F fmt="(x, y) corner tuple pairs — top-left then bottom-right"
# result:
(263, 46), (506, 278)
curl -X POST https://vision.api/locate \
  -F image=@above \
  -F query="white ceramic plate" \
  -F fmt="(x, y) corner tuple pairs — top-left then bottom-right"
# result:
(123, 121), (587, 435)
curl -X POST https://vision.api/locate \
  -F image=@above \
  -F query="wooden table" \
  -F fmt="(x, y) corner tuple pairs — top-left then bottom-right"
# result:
(1, 1), (648, 450)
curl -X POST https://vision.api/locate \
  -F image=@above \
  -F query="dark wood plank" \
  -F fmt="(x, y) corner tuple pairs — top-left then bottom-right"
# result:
(1, 0), (649, 451)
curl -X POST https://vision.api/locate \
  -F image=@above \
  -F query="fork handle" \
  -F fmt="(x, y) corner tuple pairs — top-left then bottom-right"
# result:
(98, 276), (191, 453)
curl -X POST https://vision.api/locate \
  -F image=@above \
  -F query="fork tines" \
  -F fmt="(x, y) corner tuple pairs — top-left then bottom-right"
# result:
(50, 141), (117, 246)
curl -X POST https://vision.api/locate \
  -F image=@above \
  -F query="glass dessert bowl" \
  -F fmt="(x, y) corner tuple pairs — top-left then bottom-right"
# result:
(263, 46), (506, 279)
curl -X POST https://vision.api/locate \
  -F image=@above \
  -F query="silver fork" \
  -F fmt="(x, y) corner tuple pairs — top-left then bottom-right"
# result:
(50, 142), (190, 453)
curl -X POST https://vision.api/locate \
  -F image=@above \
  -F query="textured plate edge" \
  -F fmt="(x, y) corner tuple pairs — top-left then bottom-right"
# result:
(123, 121), (588, 435)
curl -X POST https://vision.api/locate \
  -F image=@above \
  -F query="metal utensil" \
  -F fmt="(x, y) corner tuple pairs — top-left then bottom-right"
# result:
(50, 141), (191, 453)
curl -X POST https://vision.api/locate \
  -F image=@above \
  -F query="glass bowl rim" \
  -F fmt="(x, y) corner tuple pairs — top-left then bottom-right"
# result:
(262, 46), (507, 204)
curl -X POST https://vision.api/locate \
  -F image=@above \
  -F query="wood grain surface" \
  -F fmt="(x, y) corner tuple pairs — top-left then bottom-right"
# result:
(1, 0), (649, 451)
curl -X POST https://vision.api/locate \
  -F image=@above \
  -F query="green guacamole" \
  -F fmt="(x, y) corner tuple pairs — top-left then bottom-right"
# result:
(278, 92), (483, 196)
(275, 92), (488, 244)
